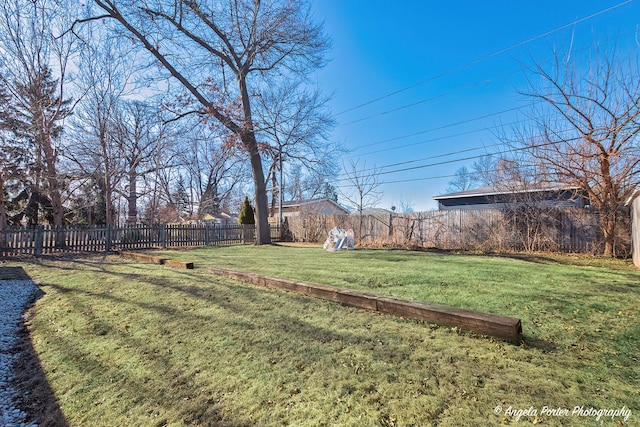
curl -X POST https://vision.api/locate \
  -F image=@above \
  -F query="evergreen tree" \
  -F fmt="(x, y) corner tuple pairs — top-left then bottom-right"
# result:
(171, 174), (191, 219)
(11, 66), (72, 226)
(0, 77), (31, 227)
(322, 182), (339, 202)
(238, 196), (255, 225)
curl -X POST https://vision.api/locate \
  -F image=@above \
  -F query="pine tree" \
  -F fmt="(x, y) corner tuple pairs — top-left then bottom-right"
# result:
(12, 66), (72, 226)
(238, 196), (255, 225)
(0, 78), (31, 227)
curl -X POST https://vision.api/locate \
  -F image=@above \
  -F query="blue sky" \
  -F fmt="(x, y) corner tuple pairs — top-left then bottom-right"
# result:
(310, 0), (640, 211)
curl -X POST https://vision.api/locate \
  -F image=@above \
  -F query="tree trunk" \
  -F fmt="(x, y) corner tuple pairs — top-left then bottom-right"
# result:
(238, 76), (271, 245)
(0, 173), (7, 229)
(100, 128), (114, 225)
(248, 144), (271, 244)
(600, 209), (617, 257)
(127, 168), (138, 224)
(41, 133), (64, 227)
(270, 166), (278, 217)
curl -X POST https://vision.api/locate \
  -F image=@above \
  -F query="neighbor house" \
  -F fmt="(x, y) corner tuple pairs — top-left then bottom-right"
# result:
(201, 212), (238, 225)
(275, 198), (349, 218)
(433, 183), (589, 210)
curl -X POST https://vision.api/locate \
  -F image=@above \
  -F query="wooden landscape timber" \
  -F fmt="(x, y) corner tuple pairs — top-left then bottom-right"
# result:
(206, 267), (522, 342)
(118, 251), (194, 269)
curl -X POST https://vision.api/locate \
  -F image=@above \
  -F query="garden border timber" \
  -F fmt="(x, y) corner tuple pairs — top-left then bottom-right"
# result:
(117, 251), (194, 269)
(206, 267), (522, 342)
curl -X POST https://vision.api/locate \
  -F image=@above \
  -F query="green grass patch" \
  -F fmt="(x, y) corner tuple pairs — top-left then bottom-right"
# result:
(10, 246), (640, 426)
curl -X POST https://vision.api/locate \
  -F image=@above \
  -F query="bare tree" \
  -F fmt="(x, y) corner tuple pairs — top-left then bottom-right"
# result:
(446, 155), (531, 194)
(68, 30), (134, 225)
(254, 82), (336, 218)
(340, 159), (382, 241)
(87, 0), (330, 244)
(517, 48), (640, 256)
(177, 121), (248, 219)
(397, 196), (414, 214)
(0, 0), (75, 227)
(111, 100), (170, 224)
(446, 166), (477, 193)
(285, 164), (338, 202)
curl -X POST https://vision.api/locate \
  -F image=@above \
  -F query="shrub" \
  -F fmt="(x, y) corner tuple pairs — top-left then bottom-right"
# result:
(238, 196), (255, 225)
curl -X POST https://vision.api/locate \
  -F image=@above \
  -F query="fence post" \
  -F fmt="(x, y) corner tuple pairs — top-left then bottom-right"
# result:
(105, 225), (112, 252)
(35, 225), (44, 256)
(161, 224), (167, 249)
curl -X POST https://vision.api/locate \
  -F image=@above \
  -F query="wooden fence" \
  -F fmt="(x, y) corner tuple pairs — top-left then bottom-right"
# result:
(285, 207), (632, 255)
(0, 223), (280, 256)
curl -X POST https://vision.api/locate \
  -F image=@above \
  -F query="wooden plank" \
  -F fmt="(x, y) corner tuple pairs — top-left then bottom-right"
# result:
(118, 250), (166, 265)
(164, 259), (194, 269)
(118, 251), (194, 269)
(376, 297), (522, 341)
(335, 289), (379, 311)
(206, 267), (522, 342)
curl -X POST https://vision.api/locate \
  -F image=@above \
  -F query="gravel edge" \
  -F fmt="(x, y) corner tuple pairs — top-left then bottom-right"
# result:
(0, 279), (40, 427)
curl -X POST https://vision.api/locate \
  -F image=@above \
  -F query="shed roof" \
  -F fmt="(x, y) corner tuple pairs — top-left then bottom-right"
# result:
(434, 182), (581, 201)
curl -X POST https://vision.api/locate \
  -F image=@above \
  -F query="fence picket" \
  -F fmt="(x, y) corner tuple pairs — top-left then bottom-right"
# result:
(285, 207), (629, 255)
(0, 223), (279, 256)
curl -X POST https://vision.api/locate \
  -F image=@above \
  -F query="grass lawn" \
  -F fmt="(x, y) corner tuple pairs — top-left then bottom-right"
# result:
(7, 245), (640, 426)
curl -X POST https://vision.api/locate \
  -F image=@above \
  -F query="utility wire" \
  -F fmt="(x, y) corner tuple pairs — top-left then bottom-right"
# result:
(334, 137), (581, 186)
(359, 163), (540, 187)
(334, 0), (633, 117)
(337, 27), (640, 129)
(347, 102), (542, 154)
(337, 75), (512, 128)
(324, 124), (577, 181)
(348, 116), (537, 158)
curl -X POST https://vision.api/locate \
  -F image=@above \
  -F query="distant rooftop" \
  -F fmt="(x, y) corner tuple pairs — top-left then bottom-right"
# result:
(434, 182), (581, 200)
(281, 198), (350, 214)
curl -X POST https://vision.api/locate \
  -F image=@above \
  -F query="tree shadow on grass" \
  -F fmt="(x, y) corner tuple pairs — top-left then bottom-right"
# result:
(520, 335), (559, 353)
(13, 303), (69, 427)
(36, 277), (361, 426)
(34, 279), (254, 426)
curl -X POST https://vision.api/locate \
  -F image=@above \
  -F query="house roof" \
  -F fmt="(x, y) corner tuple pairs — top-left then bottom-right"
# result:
(282, 198), (349, 212)
(433, 182), (581, 201)
(202, 212), (236, 220)
(350, 207), (392, 215)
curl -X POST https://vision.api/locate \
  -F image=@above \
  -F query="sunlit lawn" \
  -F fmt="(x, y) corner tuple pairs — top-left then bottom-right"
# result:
(10, 245), (640, 426)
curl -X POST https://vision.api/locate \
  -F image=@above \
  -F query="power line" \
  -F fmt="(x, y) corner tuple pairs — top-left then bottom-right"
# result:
(364, 162), (541, 187)
(342, 64), (640, 160)
(334, 0), (633, 117)
(336, 75), (513, 128)
(347, 102), (542, 154)
(334, 137), (581, 186)
(347, 116), (535, 158)
(312, 122), (579, 181)
(329, 125), (578, 181)
(337, 27), (640, 130)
